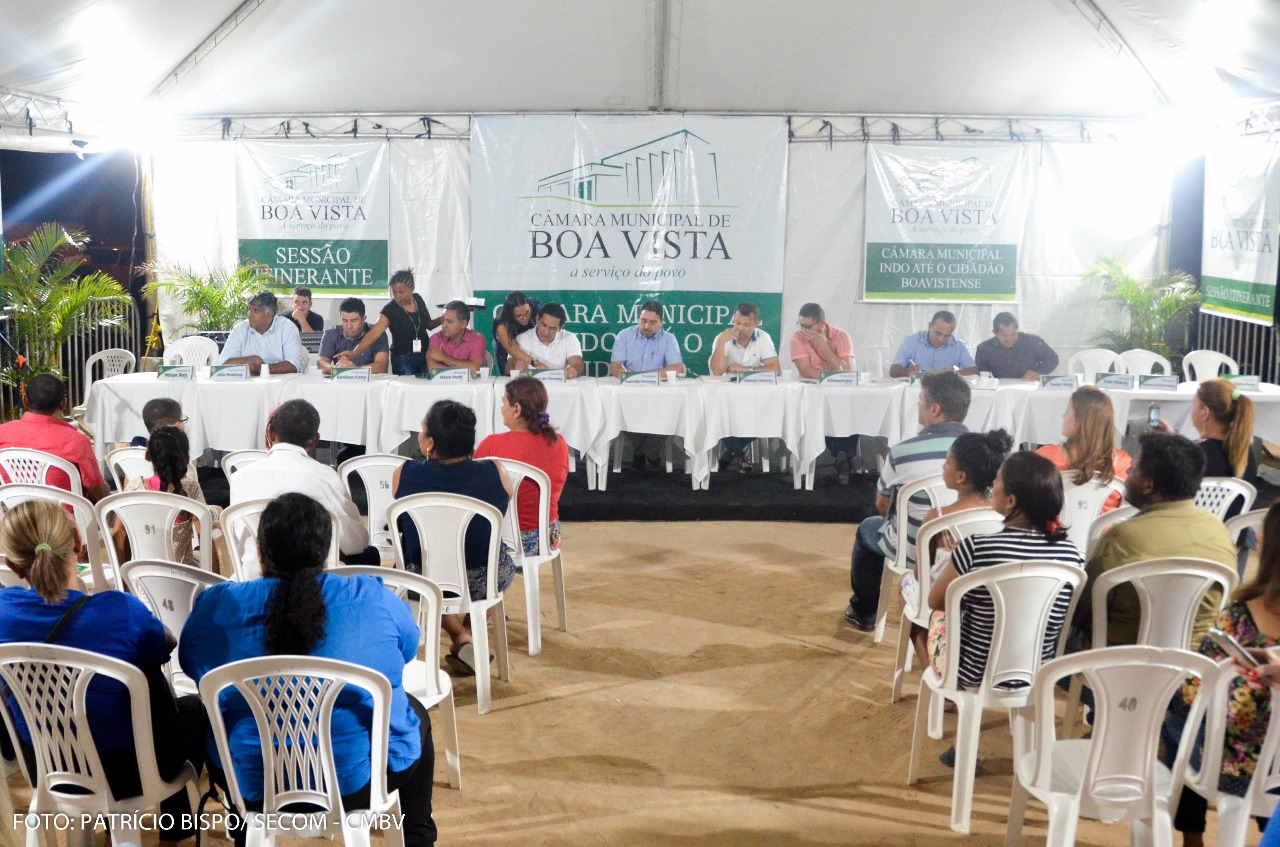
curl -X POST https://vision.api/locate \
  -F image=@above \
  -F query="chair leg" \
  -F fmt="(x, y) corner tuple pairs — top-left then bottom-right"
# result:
(612, 437), (623, 473)
(438, 686), (462, 789)
(949, 699), (984, 834)
(873, 566), (897, 644)
(907, 682), (931, 785)
(493, 598), (511, 683)
(523, 561), (544, 657)
(760, 438), (771, 473)
(664, 437), (674, 474)
(890, 613), (914, 703)
(1063, 674), (1082, 738)
(568, 449), (577, 474)
(1005, 778), (1030, 847)
(473, 612), (493, 715)
(552, 552), (568, 632)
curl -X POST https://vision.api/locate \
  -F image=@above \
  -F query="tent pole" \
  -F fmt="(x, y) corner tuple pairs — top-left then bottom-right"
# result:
(149, 0), (271, 101)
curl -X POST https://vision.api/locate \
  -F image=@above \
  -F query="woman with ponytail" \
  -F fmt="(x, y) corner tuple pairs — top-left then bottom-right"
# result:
(119, 425), (217, 567)
(180, 493), (437, 846)
(476, 376), (570, 555)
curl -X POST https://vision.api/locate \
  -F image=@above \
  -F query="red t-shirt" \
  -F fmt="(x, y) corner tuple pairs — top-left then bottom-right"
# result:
(475, 430), (569, 532)
(0, 412), (105, 492)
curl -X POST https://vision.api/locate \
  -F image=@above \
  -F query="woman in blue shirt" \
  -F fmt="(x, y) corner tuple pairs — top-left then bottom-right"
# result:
(180, 493), (437, 846)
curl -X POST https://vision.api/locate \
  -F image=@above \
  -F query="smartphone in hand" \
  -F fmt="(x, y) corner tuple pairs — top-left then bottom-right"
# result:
(1208, 627), (1262, 667)
(1147, 402), (1161, 430)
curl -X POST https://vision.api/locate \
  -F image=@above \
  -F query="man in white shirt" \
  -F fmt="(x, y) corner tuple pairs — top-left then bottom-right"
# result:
(218, 291), (306, 375)
(709, 302), (781, 473)
(514, 302), (585, 378)
(229, 399), (378, 577)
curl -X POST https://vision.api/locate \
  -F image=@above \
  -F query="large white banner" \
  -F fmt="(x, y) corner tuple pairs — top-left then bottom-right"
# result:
(236, 140), (390, 292)
(1201, 138), (1280, 326)
(864, 143), (1028, 302)
(471, 115), (787, 375)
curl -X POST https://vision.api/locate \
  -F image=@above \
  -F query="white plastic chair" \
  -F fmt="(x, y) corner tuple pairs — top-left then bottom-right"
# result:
(389, 492), (511, 715)
(119, 559), (226, 694)
(1225, 508), (1267, 543)
(1065, 348), (1127, 381)
(873, 473), (957, 644)
(199, 655), (404, 847)
(105, 445), (153, 491)
(162, 335), (219, 367)
(1085, 504), (1139, 558)
(96, 489), (215, 575)
(1182, 350), (1239, 382)
(890, 508), (1005, 703)
(1195, 477), (1257, 520)
(1119, 348), (1172, 376)
(1006, 646), (1221, 847)
(222, 449), (268, 477)
(333, 566), (461, 789)
(0, 447), (83, 497)
(906, 560), (1084, 834)
(1059, 471), (1127, 554)
(491, 458), (568, 657)
(222, 498), (341, 581)
(338, 453), (408, 560)
(0, 483), (113, 592)
(71, 348), (136, 423)
(0, 643), (199, 847)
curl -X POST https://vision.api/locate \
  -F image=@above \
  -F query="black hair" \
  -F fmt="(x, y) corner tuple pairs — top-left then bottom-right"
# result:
(920, 369), (971, 422)
(424, 400), (477, 460)
(950, 429), (1013, 493)
(735, 301), (760, 321)
(445, 299), (472, 324)
(798, 303), (825, 322)
(497, 291), (533, 330)
(24, 374), (65, 414)
(992, 312), (1018, 333)
(339, 296), (366, 317)
(541, 302), (567, 326)
(270, 399), (320, 447)
(142, 397), (183, 433)
(999, 451), (1069, 542)
(293, 287), (313, 299)
(248, 291), (278, 313)
(640, 299), (664, 320)
(260, 493), (330, 655)
(930, 310), (957, 326)
(389, 269), (415, 288)
(1135, 432), (1206, 501)
(146, 425), (189, 494)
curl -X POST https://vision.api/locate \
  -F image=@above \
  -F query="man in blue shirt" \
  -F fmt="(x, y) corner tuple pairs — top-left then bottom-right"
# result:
(610, 299), (685, 471)
(888, 310), (979, 378)
(218, 291), (306, 375)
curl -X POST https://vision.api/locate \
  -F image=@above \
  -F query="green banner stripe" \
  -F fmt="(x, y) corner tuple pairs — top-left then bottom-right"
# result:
(864, 292), (1017, 302)
(865, 241), (1017, 300)
(239, 239), (388, 292)
(1201, 274), (1274, 322)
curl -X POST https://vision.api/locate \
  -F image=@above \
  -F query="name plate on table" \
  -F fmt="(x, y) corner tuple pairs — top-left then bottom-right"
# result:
(1226, 374), (1262, 391)
(1138, 374), (1179, 391)
(1094, 373), (1135, 390)
(1039, 374), (1080, 391)
(528, 368), (566, 384)
(427, 367), (469, 383)
(156, 365), (194, 381)
(735, 370), (778, 385)
(819, 370), (859, 386)
(331, 366), (371, 383)
(619, 371), (660, 386)
(209, 365), (249, 382)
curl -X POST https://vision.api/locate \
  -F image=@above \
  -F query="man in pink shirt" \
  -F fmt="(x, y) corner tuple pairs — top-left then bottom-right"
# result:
(0, 374), (110, 502)
(427, 300), (487, 374)
(788, 302), (859, 483)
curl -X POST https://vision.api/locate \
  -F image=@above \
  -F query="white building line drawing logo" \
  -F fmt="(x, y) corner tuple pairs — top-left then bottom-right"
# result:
(534, 130), (722, 206)
(270, 154), (363, 193)
(890, 155), (996, 206)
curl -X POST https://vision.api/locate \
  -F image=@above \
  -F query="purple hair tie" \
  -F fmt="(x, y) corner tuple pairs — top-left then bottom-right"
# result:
(536, 411), (551, 426)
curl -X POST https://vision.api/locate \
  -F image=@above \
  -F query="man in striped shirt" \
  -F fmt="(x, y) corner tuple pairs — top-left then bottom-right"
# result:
(845, 370), (971, 631)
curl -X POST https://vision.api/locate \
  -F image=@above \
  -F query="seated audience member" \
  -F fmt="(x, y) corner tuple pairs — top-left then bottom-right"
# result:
(335, 270), (440, 377)
(491, 291), (540, 376)
(228, 399), (378, 575)
(789, 303), (858, 481)
(1036, 386), (1131, 512)
(889, 310), (979, 377)
(286, 286), (324, 332)
(609, 300), (685, 472)
(973, 312), (1059, 380)
(427, 300), (487, 374)
(129, 397), (199, 488)
(393, 401), (514, 674)
(0, 373), (109, 502)
(1074, 432), (1236, 648)
(218, 291), (306, 375)
(0, 499), (206, 841)
(711, 302), (782, 473)
(1159, 377), (1257, 514)
(116, 425), (218, 569)
(515, 302), (584, 378)
(179, 493), (436, 847)
(845, 370), (971, 632)
(475, 377), (569, 554)
(317, 297), (390, 374)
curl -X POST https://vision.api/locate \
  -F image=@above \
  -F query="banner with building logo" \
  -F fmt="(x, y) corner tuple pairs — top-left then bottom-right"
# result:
(864, 143), (1028, 302)
(470, 115), (787, 375)
(1201, 138), (1280, 326)
(236, 141), (389, 292)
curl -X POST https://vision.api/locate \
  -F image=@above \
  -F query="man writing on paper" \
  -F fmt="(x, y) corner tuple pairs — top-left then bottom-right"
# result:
(790, 303), (859, 483)
(317, 297), (390, 375)
(610, 299), (685, 472)
(427, 300), (487, 375)
(515, 302), (585, 378)
(218, 291), (306, 375)
(711, 302), (780, 473)
(974, 312), (1059, 380)
(889, 310), (979, 378)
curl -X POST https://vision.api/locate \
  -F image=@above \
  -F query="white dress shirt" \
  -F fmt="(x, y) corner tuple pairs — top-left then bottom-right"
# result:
(517, 328), (584, 369)
(218, 315), (306, 372)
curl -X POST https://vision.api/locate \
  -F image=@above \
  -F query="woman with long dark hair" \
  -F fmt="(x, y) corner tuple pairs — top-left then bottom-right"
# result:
(180, 493), (437, 846)
(491, 291), (540, 375)
(118, 424), (216, 567)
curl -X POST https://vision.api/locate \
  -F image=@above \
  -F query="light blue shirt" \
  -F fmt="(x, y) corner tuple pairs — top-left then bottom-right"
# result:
(891, 330), (975, 371)
(218, 315), (306, 372)
(610, 325), (683, 372)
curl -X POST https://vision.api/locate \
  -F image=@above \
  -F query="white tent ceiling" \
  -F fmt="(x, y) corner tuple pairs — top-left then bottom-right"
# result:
(2, 0), (1279, 128)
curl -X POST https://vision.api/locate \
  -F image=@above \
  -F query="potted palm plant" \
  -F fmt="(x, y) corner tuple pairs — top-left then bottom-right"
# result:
(143, 261), (283, 334)
(1086, 258), (1201, 372)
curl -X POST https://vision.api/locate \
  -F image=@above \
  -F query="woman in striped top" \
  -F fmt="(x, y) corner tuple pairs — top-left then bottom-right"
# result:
(926, 450), (1083, 689)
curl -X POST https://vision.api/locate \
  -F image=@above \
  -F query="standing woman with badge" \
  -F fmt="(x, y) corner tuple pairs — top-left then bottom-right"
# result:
(335, 269), (440, 376)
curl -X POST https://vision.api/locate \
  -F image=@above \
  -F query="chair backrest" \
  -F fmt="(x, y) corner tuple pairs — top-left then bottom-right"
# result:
(1195, 477), (1257, 520)
(337, 453), (407, 549)
(104, 446), (154, 491)
(1118, 349), (1171, 376)
(1059, 471), (1127, 553)
(909, 508), (1005, 619)
(1182, 350), (1239, 382)
(221, 450), (268, 478)
(1023, 646), (1220, 813)
(199, 656), (396, 834)
(1085, 505), (1139, 558)
(221, 498), (340, 580)
(1224, 508), (1267, 543)
(0, 484), (111, 591)
(889, 473), (958, 572)
(82, 349), (136, 398)
(1065, 348), (1127, 380)
(1092, 557), (1238, 650)
(95, 490), (214, 573)
(162, 335), (219, 367)
(0, 448), (83, 497)
(489, 458), (554, 559)
(940, 560), (1084, 703)
(388, 492), (505, 608)
(119, 559), (226, 642)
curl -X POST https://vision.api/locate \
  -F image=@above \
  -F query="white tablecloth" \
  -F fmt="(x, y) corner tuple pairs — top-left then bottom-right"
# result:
(593, 377), (708, 489)
(83, 373), (205, 459)
(699, 378), (805, 489)
(373, 378), (497, 454)
(794, 382), (904, 490)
